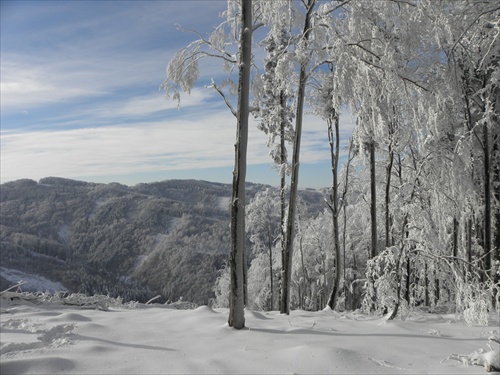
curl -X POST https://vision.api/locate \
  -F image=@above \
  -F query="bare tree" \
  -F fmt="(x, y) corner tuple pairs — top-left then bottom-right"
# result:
(281, 0), (317, 315)
(227, 0), (252, 329)
(162, 0), (254, 328)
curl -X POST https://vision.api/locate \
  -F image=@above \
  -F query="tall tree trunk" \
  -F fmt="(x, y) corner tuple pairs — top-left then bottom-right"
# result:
(493, 138), (500, 293)
(388, 155), (415, 320)
(299, 235), (307, 310)
(404, 257), (411, 304)
(491, 66), (499, 306)
(483, 124), (492, 279)
(452, 217), (459, 259)
(424, 261), (430, 307)
(367, 139), (377, 312)
(268, 227), (273, 311)
(341, 139), (354, 306)
(369, 140), (377, 259)
(467, 217), (473, 276)
(385, 137), (394, 248)
(280, 0), (316, 315)
(278, 90), (287, 312)
(327, 112), (341, 310)
(228, 0), (251, 329)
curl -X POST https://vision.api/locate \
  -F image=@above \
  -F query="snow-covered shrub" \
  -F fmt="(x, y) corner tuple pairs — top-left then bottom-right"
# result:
(247, 252), (272, 310)
(455, 277), (494, 326)
(362, 247), (401, 314)
(212, 265), (230, 308)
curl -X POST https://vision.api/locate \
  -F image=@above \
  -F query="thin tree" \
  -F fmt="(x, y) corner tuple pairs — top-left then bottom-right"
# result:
(162, 0), (254, 328)
(326, 108), (342, 310)
(246, 189), (281, 310)
(281, 0), (317, 315)
(254, 24), (295, 311)
(228, 0), (252, 329)
(310, 67), (342, 310)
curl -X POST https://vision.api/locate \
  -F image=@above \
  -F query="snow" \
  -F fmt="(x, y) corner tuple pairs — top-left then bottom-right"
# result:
(1, 298), (499, 374)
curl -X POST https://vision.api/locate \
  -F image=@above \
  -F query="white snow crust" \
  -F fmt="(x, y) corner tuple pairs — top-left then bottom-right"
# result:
(1, 299), (499, 374)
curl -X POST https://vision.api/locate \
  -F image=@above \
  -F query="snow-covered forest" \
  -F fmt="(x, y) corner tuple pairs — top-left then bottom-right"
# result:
(163, 0), (499, 327)
(0, 178), (326, 302)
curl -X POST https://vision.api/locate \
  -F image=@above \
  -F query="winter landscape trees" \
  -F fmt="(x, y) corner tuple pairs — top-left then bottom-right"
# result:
(162, 0), (499, 325)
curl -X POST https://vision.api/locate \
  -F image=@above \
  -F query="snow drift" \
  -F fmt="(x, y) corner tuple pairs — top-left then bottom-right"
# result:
(1, 293), (498, 374)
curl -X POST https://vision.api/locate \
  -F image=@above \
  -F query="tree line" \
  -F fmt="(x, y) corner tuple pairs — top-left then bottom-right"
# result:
(163, 0), (499, 328)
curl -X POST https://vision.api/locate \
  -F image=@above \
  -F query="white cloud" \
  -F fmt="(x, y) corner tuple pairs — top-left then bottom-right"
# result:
(1, 51), (160, 112)
(1, 110), (261, 182)
(0, 106), (356, 184)
(78, 88), (218, 121)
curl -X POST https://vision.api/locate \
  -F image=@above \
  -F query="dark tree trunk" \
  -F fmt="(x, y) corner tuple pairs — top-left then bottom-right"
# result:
(388, 155), (416, 320)
(467, 217), (473, 276)
(491, 62), (500, 305)
(404, 257), (411, 304)
(434, 266), (440, 307)
(279, 145), (286, 310)
(424, 261), (430, 308)
(228, 0), (252, 329)
(369, 141), (377, 259)
(493, 137), (500, 294)
(342, 139), (354, 305)
(483, 125), (492, 278)
(453, 217), (459, 259)
(385, 121), (395, 248)
(278, 90), (287, 312)
(281, 0), (316, 315)
(268, 226), (274, 311)
(327, 112), (341, 310)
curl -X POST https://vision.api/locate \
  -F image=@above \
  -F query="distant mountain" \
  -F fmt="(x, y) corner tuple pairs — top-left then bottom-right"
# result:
(0, 177), (325, 304)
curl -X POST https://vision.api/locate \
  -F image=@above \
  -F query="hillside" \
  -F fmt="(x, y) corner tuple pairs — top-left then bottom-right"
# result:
(0, 178), (325, 304)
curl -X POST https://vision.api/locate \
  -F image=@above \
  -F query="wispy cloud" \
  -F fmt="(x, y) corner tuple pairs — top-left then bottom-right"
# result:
(72, 88), (219, 123)
(0, 110), (260, 182)
(1, 56), (105, 111)
(0, 106), (355, 184)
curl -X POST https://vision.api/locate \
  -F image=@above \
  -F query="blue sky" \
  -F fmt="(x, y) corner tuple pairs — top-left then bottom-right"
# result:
(1, 0), (355, 189)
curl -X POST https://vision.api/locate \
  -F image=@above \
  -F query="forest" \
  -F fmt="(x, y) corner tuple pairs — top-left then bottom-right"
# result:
(162, 0), (499, 327)
(0, 177), (324, 304)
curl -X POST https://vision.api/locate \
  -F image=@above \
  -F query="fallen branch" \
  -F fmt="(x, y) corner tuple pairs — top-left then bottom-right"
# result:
(0, 281), (27, 296)
(146, 295), (162, 305)
(442, 338), (500, 372)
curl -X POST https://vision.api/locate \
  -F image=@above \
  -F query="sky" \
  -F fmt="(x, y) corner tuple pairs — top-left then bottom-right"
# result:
(0, 0), (355, 189)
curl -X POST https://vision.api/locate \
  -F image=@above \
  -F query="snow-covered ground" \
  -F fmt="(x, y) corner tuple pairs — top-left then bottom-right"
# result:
(1, 297), (498, 374)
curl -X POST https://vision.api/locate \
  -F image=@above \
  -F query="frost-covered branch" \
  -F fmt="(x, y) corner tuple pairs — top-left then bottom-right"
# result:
(208, 79), (237, 117)
(175, 23), (236, 62)
(347, 42), (381, 60)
